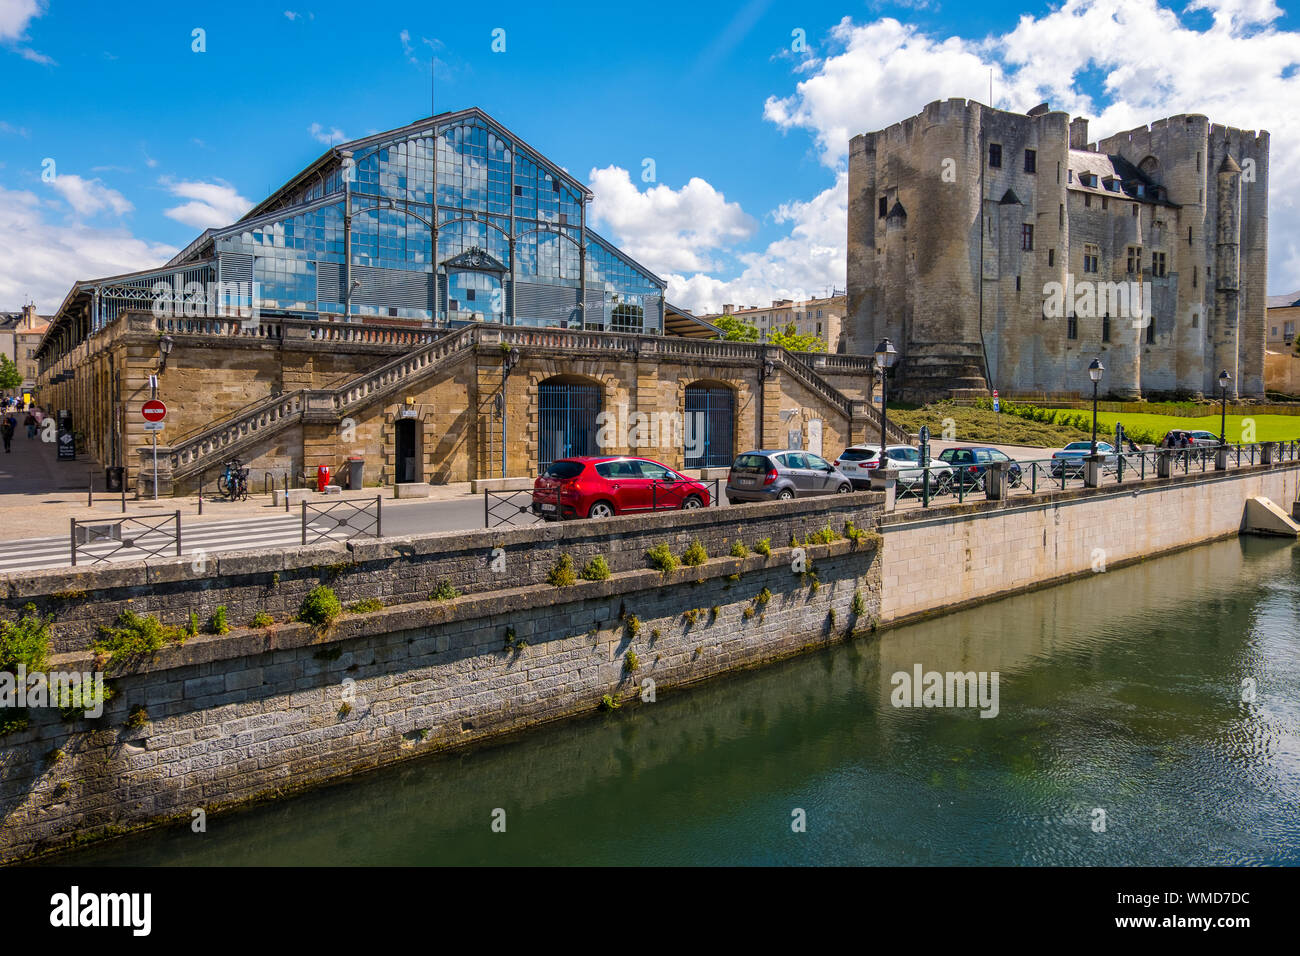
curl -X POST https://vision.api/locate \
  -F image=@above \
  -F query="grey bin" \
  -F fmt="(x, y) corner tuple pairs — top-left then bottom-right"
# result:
(347, 457), (364, 490)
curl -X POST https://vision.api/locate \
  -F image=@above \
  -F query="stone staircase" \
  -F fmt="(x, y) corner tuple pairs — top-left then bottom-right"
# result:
(897, 342), (990, 403)
(167, 325), (480, 481)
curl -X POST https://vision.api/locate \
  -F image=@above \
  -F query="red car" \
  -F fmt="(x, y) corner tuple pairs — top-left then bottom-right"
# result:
(531, 457), (711, 519)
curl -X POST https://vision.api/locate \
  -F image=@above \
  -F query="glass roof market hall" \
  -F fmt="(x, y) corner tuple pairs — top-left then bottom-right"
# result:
(146, 107), (666, 333)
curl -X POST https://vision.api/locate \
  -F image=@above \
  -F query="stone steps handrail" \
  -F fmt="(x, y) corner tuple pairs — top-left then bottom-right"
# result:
(169, 327), (479, 479)
(170, 392), (305, 476)
(333, 325), (479, 414)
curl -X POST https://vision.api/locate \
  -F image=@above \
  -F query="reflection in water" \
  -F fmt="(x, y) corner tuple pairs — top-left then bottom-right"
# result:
(53, 537), (1300, 866)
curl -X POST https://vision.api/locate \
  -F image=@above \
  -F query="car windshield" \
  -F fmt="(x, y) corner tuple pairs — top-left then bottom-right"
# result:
(732, 454), (769, 471)
(544, 461), (584, 479)
(838, 448), (876, 461)
(1063, 442), (1092, 451)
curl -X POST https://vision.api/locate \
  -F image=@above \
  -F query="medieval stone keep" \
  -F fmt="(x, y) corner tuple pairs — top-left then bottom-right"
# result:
(847, 99), (1269, 401)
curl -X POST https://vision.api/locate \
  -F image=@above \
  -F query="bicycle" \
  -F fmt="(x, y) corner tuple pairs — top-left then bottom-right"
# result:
(217, 458), (250, 501)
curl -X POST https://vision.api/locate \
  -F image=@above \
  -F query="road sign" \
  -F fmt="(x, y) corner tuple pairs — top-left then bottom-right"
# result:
(142, 400), (167, 422)
(143, 422), (165, 432)
(992, 389), (1001, 413)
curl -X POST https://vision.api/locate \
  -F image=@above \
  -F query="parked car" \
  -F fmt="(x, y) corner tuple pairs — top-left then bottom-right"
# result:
(1050, 441), (1117, 478)
(1160, 429), (1220, 448)
(935, 446), (1023, 491)
(531, 457), (711, 519)
(726, 449), (853, 502)
(834, 444), (954, 493)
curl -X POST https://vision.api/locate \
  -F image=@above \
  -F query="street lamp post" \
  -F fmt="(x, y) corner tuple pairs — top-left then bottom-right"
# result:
(873, 338), (897, 454)
(1218, 369), (1231, 446)
(1088, 358), (1104, 456)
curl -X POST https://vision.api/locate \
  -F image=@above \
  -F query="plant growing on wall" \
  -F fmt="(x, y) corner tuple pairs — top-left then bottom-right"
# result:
(1, 603), (51, 676)
(547, 554), (578, 587)
(251, 611), (275, 628)
(625, 614), (641, 638)
(124, 705), (149, 731)
(580, 555), (611, 581)
(208, 606), (230, 635)
(646, 543), (678, 576)
(599, 694), (621, 711)
(681, 540), (708, 567)
(298, 585), (343, 628)
(730, 540), (748, 558)
(429, 581), (460, 602)
(754, 538), (772, 558)
(94, 610), (183, 669)
(623, 649), (640, 673)
(347, 598), (384, 614)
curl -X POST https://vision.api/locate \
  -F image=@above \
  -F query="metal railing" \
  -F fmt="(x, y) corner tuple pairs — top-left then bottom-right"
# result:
(70, 512), (181, 566)
(485, 490), (546, 528)
(483, 478), (724, 527)
(301, 496), (382, 546)
(891, 441), (1300, 511)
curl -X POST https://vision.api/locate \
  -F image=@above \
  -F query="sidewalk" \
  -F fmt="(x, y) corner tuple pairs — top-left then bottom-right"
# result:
(0, 436), (476, 540)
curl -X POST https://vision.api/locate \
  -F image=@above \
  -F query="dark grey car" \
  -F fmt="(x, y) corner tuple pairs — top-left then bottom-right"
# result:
(725, 449), (854, 502)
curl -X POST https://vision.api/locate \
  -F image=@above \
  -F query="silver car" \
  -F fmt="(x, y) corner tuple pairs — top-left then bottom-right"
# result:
(726, 449), (854, 502)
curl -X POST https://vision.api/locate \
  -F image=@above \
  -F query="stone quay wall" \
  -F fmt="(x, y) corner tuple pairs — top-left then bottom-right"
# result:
(0, 494), (884, 861)
(878, 459), (1300, 623)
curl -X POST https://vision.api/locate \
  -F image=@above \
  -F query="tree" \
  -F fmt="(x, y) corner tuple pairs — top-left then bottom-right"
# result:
(713, 315), (759, 343)
(0, 355), (22, 391)
(769, 322), (826, 353)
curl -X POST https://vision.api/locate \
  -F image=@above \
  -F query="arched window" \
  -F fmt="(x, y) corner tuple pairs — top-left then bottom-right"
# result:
(538, 376), (603, 470)
(684, 383), (735, 469)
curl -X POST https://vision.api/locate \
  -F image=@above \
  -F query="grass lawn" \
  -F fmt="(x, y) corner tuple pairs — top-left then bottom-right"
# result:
(1093, 411), (1300, 443)
(886, 403), (1087, 447)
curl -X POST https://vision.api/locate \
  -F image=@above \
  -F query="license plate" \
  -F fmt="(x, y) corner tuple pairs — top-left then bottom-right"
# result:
(541, 503), (557, 512)
(737, 477), (754, 485)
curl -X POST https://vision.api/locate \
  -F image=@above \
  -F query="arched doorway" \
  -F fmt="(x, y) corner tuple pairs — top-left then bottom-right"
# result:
(684, 383), (735, 469)
(538, 376), (602, 470)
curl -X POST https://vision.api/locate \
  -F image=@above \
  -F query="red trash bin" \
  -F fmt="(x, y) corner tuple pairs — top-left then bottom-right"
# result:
(316, 465), (330, 492)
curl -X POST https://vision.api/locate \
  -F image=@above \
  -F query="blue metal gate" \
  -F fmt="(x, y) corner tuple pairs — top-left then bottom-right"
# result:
(684, 385), (734, 469)
(538, 382), (601, 470)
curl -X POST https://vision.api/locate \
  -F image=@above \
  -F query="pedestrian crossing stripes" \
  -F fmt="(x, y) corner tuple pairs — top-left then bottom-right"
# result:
(0, 514), (363, 573)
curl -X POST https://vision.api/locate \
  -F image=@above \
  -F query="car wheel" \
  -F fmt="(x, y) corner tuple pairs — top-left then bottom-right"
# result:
(588, 501), (615, 519)
(681, 495), (703, 509)
(836, 482), (852, 494)
(777, 488), (795, 501)
(935, 475), (953, 495)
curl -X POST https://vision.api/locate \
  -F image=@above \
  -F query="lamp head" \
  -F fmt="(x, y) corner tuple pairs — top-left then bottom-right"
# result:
(873, 338), (897, 370)
(1088, 358), (1103, 383)
(1218, 369), (1231, 390)
(159, 334), (174, 356)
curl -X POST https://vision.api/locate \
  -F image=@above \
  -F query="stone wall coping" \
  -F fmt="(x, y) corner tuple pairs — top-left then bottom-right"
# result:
(3, 493), (883, 599)
(45, 536), (876, 674)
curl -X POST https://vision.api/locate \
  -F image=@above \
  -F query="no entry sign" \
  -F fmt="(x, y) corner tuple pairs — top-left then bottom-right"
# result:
(142, 399), (167, 423)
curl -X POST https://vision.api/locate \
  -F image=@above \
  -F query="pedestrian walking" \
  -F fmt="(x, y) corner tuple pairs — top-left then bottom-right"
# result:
(1, 414), (16, 453)
(24, 412), (36, 439)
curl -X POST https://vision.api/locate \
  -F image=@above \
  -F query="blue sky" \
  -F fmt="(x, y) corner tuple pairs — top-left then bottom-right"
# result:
(2, 0), (1299, 314)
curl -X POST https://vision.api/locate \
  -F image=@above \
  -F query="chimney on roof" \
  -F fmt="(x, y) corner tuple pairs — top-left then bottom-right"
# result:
(20, 304), (36, 329)
(722, 303), (734, 314)
(1069, 117), (1089, 150)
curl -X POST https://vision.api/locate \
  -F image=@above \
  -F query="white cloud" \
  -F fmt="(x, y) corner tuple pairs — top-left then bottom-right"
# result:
(0, 0), (41, 40)
(0, 186), (176, 311)
(0, 120), (30, 137)
(160, 179), (252, 230)
(308, 122), (347, 145)
(587, 165), (757, 274)
(664, 173), (848, 315)
(46, 174), (132, 217)
(1, 0), (53, 64)
(759, 0), (1300, 294)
